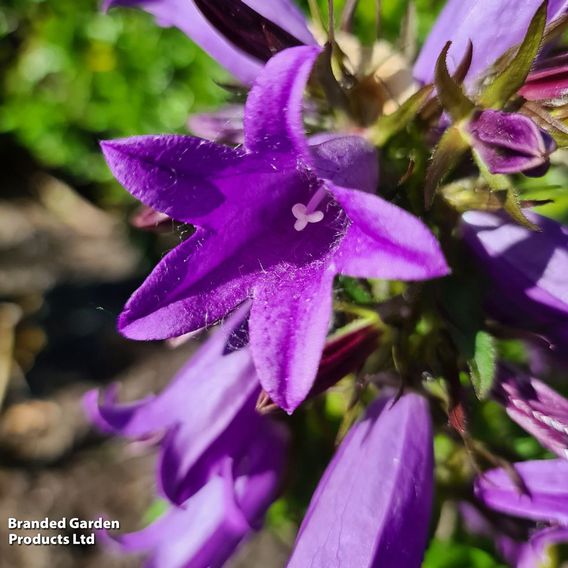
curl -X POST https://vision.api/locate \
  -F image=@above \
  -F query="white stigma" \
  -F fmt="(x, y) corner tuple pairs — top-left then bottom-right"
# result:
(292, 203), (325, 231)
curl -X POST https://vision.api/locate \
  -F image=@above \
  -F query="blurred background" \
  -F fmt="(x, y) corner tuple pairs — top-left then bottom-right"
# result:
(2, 1), (553, 567)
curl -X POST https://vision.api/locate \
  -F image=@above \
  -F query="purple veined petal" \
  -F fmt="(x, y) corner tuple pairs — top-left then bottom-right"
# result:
(310, 136), (379, 194)
(101, 135), (291, 227)
(517, 526), (568, 568)
(287, 393), (434, 568)
(475, 459), (568, 524)
(250, 262), (336, 414)
(466, 110), (555, 175)
(103, 0), (262, 84)
(187, 104), (245, 144)
(329, 183), (450, 281)
(493, 365), (568, 459)
(244, 45), (322, 156)
(414, 0), (568, 87)
(461, 211), (568, 319)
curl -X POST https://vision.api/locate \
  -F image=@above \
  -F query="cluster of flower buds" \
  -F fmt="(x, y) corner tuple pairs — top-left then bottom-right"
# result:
(85, 0), (568, 566)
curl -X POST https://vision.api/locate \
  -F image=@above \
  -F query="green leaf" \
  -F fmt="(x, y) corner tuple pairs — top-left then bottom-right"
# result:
(435, 41), (475, 121)
(424, 125), (469, 208)
(523, 101), (568, 148)
(468, 331), (497, 400)
(479, 0), (548, 109)
(371, 83), (434, 146)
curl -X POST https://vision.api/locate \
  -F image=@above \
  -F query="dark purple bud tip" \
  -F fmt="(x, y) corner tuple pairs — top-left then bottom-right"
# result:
(194, 0), (305, 62)
(466, 109), (556, 176)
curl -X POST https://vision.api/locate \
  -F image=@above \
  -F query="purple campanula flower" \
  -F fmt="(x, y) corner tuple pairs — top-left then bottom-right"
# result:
(287, 393), (434, 568)
(102, 421), (287, 568)
(493, 365), (568, 459)
(461, 210), (568, 353)
(101, 46), (449, 413)
(414, 0), (568, 88)
(103, 0), (316, 84)
(466, 110), (556, 176)
(84, 306), (269, 505)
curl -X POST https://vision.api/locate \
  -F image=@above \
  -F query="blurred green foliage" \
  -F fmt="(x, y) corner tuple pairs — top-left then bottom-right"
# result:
(0, 0), (227, 193)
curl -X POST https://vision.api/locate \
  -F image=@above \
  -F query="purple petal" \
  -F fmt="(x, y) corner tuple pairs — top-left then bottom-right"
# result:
(414, 0), (568, 87)
(106, 418), (287, 568)
(288, 393), (434, 568)
(475, 459), (568, 524)
(518, 526), (568, 568)
(85, 308), (262, 502)
(244, 45), (322, 156)
(520, 53), (568, 101)
(250, 262), (335, 413)
(494, 365), (568, 459)
(100, 135), (278, 227)
(461, 211), (568, 324)
(103, 0), (261, 84)
(330, 184), (450, 280)
(310, 136), (379, 194)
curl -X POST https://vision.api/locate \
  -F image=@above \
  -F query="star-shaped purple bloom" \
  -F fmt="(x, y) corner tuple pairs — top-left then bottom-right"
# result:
(101, 45), (449, 412)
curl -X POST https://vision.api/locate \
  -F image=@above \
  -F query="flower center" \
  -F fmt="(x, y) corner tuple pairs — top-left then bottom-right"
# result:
(291, 187), (326, 232)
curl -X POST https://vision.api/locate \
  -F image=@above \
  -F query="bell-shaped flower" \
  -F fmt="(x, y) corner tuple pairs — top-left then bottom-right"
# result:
(84, 306), (267, 504)
(103, 0), (316, 84)
(461, 210), (568, 353)
(466, 110), (555, 176)
(101, 46), (449, 413)
(102, 422), (287, 568)
(414, 0), (568, 87)
(287, 393), (434, 568)
(493, 365), (568, 459)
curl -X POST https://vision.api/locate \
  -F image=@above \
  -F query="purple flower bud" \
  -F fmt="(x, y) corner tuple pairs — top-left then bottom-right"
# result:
(287, 393), (433, 568)
(466, 110), (556, 177)
(102, 422), (287, 568)
(461, 211), (568, 353)
(520, 53), (568, 102)
(493, 365), (568, 459)
(475, 459), (568, 525)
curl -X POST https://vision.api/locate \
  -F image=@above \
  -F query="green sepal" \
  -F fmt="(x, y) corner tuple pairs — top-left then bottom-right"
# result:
(472, 152), (540, 230)
(479, 0), (548, 109)
(440, 178), (508, 213)
(371, 84), (434, 147)
(435, 41), (476, 121)
(424, 126), (469, 208)
(468, 331), (497, 400)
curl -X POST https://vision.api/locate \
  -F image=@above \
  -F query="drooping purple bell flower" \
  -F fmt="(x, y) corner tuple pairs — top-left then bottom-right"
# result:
(461, 210), (568, 354)
(466, 110), (556, 176)
(493, 364), (568, 459)
(103, 0), (316, 84)
(101, 46), (449, 413)
(287, 393), (434, 568)
(84, 306), (269, 505)
(101, 422), (287, 568)
(520, 52), (568, 102)
(414, 0), (568, 88)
